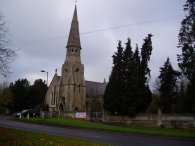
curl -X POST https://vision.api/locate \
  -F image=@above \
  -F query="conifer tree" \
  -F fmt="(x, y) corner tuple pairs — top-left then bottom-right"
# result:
(123, 38), (133, 84)
(178, 0), (195, 113)
(124, 44), (141, 116)
(178, 0), (195, 81)
(186, 72), (195, 112)
(103, 41), (125, 114)
(159, 58), (180, 113)
(176, 81), (187, 113)
(122, 38), (138, 116)
(133, 44), (140, 79)
(137, 34), (153, 113)
(10, 79), (30, 111)
(104, 34), (153, 116)
(140, 34), (153, 84)
(28, 79), (48, 108)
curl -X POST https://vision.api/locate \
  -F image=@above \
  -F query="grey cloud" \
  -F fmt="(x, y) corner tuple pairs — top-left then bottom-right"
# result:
(0, 0), (186, 87)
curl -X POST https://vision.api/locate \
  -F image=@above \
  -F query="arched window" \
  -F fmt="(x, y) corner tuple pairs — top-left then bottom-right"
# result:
(51, 92), (54, 105)
(79, 84), (81, 92)
(54, 87), (56, 105)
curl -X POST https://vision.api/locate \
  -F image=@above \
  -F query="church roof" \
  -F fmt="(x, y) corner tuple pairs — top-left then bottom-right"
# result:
(66, 5), (81, 49)
(85, 81), (107, 96)
(50, 72), (107, 97)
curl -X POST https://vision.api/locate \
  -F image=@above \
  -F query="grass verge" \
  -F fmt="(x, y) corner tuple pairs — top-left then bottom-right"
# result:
(0, 127), (111, 146)
(17, 118), (195, 140)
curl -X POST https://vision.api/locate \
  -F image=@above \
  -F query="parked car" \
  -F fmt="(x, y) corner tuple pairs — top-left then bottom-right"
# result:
(15, 109), (40, 118)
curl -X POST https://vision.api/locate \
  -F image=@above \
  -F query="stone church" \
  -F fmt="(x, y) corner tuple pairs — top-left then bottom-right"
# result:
(45, 6), (107, 120)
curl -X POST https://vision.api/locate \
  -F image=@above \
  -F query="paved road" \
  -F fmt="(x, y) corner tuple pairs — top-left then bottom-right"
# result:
(0, 116), (195, 146)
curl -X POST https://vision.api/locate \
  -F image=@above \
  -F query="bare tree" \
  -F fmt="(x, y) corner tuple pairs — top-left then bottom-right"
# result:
(0, 81), (8, 92)
(0, 11), (16, 77)
(153, 77), (161, 96)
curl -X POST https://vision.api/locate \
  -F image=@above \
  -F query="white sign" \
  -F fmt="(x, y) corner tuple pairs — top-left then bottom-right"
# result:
(76, 112), (86, 119)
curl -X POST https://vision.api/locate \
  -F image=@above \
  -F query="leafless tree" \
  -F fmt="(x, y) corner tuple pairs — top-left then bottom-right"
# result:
(0, 11), (16, 77)
(0, 81), (8, 92)
(153, 77), (161, 96)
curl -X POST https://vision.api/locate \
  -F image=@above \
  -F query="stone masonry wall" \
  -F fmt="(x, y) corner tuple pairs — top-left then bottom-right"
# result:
(103, 113), (195, 129)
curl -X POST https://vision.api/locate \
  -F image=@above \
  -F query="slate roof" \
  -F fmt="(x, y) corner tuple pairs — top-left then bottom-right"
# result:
(57, 75), (107, 97)
(85, 80), (107, 96)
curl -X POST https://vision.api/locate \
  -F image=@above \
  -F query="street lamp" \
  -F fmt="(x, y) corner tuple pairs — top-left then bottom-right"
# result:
(41, 70), (48, 86)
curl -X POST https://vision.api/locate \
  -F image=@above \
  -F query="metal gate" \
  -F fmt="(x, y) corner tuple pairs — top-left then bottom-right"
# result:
(90, 112), (102, 121)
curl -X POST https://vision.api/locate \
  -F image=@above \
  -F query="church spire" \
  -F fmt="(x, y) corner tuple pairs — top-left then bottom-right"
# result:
(66, 5), (81, 49)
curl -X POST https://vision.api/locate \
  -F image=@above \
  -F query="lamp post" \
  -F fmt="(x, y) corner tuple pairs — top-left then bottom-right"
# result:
(41, 70), (48, 86)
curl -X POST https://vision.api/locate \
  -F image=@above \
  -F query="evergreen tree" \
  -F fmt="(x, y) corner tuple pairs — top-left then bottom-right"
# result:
(123, 38), (133, 84)
(177, 0), (195, 113)
(10, 79), (30, 111)
(186, 71), (195, 112)
(104, 34), (153, 116)
(133, 44), (140, 80)
(159, 58), (180, 113)
(28, 79), (48, 108)
(124, 44), (141, 116)
(124, 35), (153, 116)
(137, 34), (153, 113)
(178, 0), (195, 81)
(174, 81), (186, 113)
(122, 38), (135, 115)
(103, 41), (125, 114)
(140, 34), (153, 84)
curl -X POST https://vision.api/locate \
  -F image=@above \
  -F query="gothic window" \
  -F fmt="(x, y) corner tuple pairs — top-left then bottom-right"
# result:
(54, 87), (56, 105)
(79, 84), (81, 92)
(76, 68), (79, 72)
(53, 94), (56, 105)
(96, 102), (101, 112)
(72, 48), (74, 53)
(51, 92), (54, 105)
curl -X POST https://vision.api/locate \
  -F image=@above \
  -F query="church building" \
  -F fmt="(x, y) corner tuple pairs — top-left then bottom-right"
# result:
(45, 6), (106, 120)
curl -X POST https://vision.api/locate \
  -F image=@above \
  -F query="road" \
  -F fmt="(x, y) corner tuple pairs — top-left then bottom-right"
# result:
(0, 116), (195, 146)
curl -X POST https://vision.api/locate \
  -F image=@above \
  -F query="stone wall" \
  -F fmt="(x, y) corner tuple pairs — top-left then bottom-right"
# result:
(103, 113), (195, 129)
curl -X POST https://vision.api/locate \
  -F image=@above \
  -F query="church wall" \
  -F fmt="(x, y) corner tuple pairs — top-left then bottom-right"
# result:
(45, 74), (60, 112)
(45, 6), (107, 119)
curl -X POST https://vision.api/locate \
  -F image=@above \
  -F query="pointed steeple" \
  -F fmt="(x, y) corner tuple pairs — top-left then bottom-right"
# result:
(66, 5), (81, 49)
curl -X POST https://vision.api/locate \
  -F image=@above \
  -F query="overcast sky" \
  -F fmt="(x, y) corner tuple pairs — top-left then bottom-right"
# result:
(0, 0), (186, 90)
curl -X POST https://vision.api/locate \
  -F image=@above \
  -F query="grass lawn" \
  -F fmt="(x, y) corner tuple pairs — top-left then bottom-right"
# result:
(0, 127), (111, 146)
(17, 117), (195, 139)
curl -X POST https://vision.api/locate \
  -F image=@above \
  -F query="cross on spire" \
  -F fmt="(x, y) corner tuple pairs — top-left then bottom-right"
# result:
(66, 4), (81, 49)
(75, 0), (77, 5)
